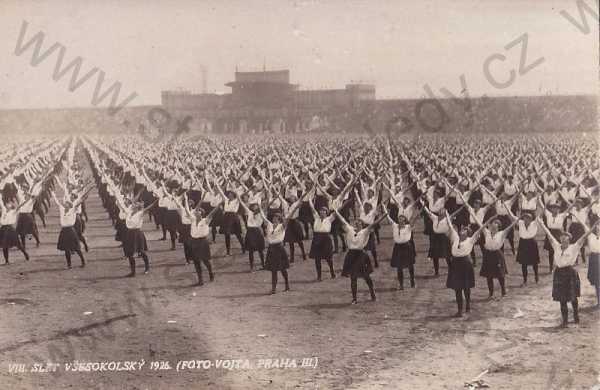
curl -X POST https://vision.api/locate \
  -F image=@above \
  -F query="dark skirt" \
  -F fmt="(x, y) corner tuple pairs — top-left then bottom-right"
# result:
(331, 216), (344, 235)
(0, 225), (20, 249)
(209, 206), (222, 227)
(422, 213), (433, 235)
(123, 228), (148, 257)
(115, 219), (127, 242)
(265, 243), (290, 271)
(480, 249), (507, 279)
(284, 219), (304, 243)
(219, 211), (241, 235)
(57, 226), (81, 251)
(155, 206), (167, 225)
(309, 232), (333, 260)
(298, 201), (314, 224)
(516, 238), (540, 265)
(164, 209), (181, 231)
(388, 203), (399, 223)
(16, 213), (36, 235)
(552, 266), (581, 302)
(74, 214), (85, 235)
(244, 227), (265, 251)
(447, 256), (475, 289)
(342, 249), (373, 278)
(428, 233), (450, 259)
(364, 232), (377, 251)
(391, 241), (416, 268)
(178, 223), (191, 243)
(189, 237), (211, 261)
(587, 253), (600, 287)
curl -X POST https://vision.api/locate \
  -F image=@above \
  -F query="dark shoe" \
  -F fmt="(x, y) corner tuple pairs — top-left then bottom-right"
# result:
(453, 311), (463, 318)
(351, 300), (357, 305)
(209, 274), (214, 282)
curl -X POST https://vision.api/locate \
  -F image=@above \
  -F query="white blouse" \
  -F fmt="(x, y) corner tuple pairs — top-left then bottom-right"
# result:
(125, 210), (144, 229)
(0, 209), (18, 226)
(483, 229), (505, 251)
(451, 237), (475, 257)
(587, 234), (600, 253)
(313, 215), (335, 233)
(265, 222), (285, 244)
(544, 211), (566, 230)
(518, 220), (537, 239)
(246, 212), (263, 228)
(392, 224), (412, 244)
(190, 218), (210, 238)
(223, 199), (239, 213)
(59, 206), (77, 227)
(551, 244), (580, 268)
(345, 227), (371, 250)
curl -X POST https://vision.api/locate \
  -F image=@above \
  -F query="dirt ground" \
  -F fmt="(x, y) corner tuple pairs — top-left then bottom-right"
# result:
(0, 188), (598, 390)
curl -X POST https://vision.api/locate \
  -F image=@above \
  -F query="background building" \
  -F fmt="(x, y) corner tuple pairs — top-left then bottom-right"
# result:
(161, 69), (376, 133)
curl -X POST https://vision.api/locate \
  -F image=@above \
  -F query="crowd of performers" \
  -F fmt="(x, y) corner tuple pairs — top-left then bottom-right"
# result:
(1, 133), (600, 328)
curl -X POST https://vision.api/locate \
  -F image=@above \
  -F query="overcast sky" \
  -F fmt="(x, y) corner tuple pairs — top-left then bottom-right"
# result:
(0, 0), (597, 109)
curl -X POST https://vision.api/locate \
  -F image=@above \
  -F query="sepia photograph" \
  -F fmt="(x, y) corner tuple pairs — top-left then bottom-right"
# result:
(0, 0), (598, 389)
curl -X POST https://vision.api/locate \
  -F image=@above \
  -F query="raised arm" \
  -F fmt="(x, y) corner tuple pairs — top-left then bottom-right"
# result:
(445, 209), (458, 242)
(334, 208), (352, 232)
(536, 216), (559, 248)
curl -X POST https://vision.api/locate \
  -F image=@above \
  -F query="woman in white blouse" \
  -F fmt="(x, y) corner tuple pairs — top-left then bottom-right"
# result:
(335, 208), (387, 304)
(480, 213), (517, 298)
(586, 222), (600, 307)
(51, 188), (92, 269)
(215, 181), (245, 256)
(423, 203), (466, 277)
(308, 196), (337, 281)
(238, 192), (267, 271)
(383, 203), (418, 290)
(568, 198), (594, 264)
(179, 200), (221, 285)
(0, 197), (30, 264)
(122, 200), (156, 276)
(538, 214), (599, 327)
(507, 209), (540, 286)
(260, 202), (302, 294)
(445, 209), (488, 317)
